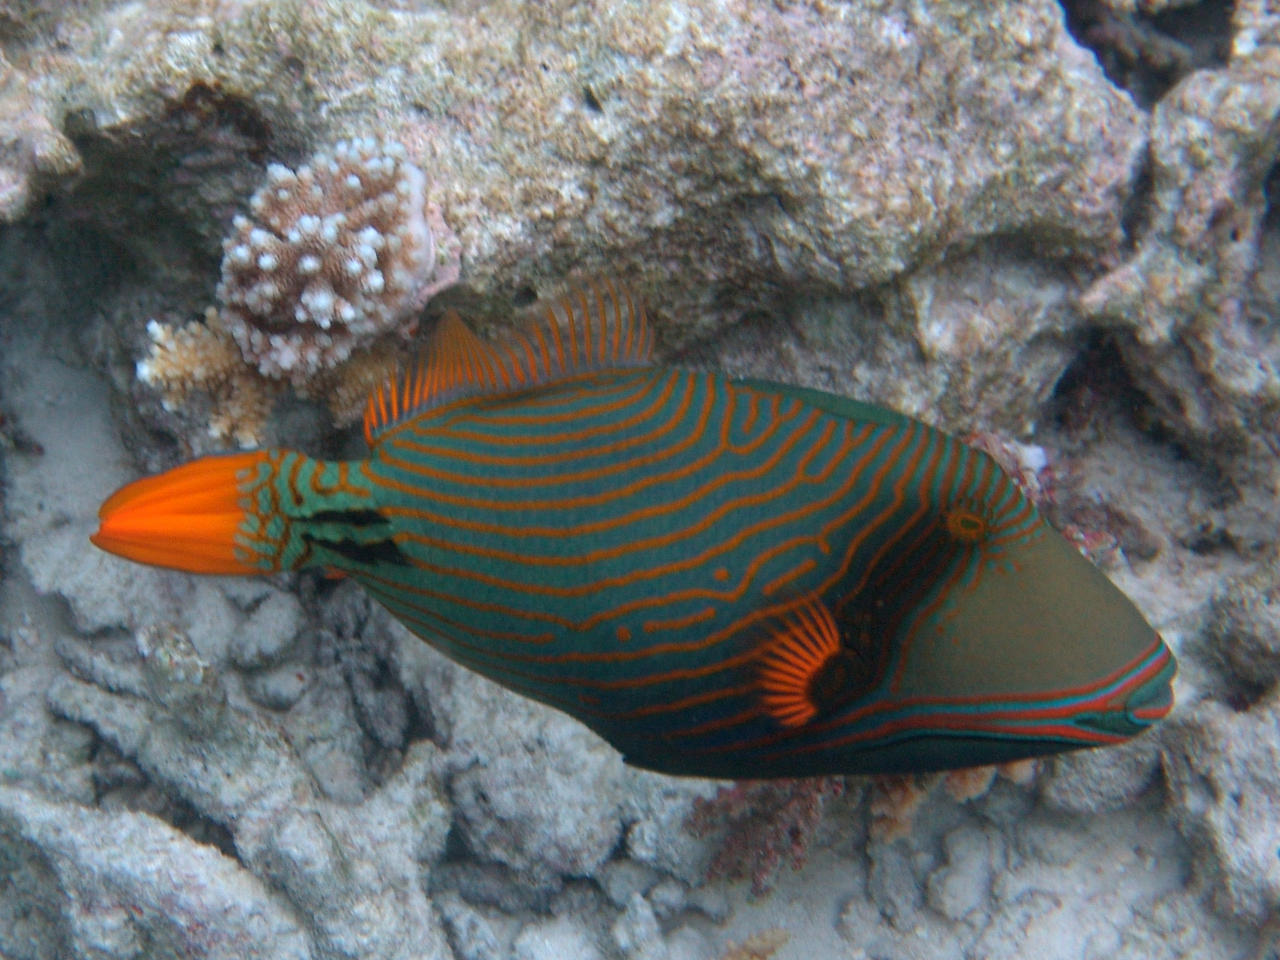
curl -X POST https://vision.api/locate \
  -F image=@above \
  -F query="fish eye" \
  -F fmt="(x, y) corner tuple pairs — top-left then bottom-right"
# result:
(943, 504), (990, 544)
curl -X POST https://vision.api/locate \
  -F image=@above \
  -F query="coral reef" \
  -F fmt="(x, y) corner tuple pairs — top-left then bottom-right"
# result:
(139, 306), (404, 446)
(136, 309), (275, 447)
(137, 137), (457, 444)
(48, 623), (454, 960)
(686, 778), (846, 896)
(0, 0), (1278, 958)
(216, 138), (436, 382)
(6, 0), (1148, 435)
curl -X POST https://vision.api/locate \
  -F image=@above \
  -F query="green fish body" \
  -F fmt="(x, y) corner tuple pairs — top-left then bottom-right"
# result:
(93, 282), (1174, 778)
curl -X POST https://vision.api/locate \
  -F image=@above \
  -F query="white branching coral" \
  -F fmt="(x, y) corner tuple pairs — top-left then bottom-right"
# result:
(139, 308), (408, 448)
(217, 137), (436, 382)
(136, 138), (459, 446)
(137, 309), (277, 447)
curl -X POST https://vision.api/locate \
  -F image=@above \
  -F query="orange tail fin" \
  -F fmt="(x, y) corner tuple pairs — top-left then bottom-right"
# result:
(91, 451), (276, 575)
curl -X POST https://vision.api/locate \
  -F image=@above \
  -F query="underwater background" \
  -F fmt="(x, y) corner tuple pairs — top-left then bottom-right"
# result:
(0, 1), (1277, 958)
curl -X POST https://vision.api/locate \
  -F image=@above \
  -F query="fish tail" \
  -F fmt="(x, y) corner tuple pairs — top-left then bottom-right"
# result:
(92, 450), (289, 575)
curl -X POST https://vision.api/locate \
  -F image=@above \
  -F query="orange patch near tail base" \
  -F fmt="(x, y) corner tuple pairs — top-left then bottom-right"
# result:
(756, 599), (843, 728)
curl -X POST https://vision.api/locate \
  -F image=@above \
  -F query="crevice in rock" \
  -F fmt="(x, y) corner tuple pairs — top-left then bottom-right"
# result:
(52, 80), (282, 292)
(58, 132), (222, 284)
(430, 855), (557, 914)
(1, 218), (135, 333)
(401, 683), (439, 748)
(1049, 330), (1153, 436)
(1258, 157), (1279, 281)
(1043, 329), (1235, 560)
(1119, 151), (1155, 252)
(1059, 0), (1235, 109)
(162, 796), (240, 861)
(1050, 329), (1237, 497)
(1247, 161), (1280, 373)
(1264, 160), (1279, 224)
(1220, 679), (1267, 714)
(88, 736), (240, 861)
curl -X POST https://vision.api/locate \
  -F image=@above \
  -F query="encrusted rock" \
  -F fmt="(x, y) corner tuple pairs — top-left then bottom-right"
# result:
(1082, 43), (1280, 481)
(0, 51), (81, 221)
(0, 784), (311, 960)
(1162, 692), (1280, 924)
(1040, 736), (1163, 814)
(45, 626), (455, 960)
(611, 892), (669, 960)
(512, 914), (604, 960)
(925, 825), (1002, 923)
(1203, 554), (1280, 692)
(445, 673), (627, 888)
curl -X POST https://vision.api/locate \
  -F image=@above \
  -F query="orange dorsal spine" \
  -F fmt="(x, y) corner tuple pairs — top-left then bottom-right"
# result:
(363, 277), (654, 446)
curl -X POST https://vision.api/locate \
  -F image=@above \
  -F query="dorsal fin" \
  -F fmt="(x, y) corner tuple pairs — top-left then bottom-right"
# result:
(363, 278), (653, 445)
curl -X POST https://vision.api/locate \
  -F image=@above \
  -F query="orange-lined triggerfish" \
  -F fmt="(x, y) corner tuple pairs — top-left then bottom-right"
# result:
(92, 280), (1175, 778)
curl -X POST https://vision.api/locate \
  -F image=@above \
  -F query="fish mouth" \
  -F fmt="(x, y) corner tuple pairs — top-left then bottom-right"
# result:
(1074, 636), (1177, 740)
(1124, 651), (1175, 724)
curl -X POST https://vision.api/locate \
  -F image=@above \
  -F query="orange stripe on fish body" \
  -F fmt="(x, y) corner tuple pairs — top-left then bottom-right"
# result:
(93, 279), (1175, 778)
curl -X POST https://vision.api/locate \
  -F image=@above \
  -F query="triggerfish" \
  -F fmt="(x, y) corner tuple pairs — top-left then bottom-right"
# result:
(92, 280), (1174, 778)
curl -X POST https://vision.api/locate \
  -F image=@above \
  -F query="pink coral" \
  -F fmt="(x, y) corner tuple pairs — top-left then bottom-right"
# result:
(868, 761), (1041, 843)
(216, 137), (439, 383)
(686, 778), (845, 896)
